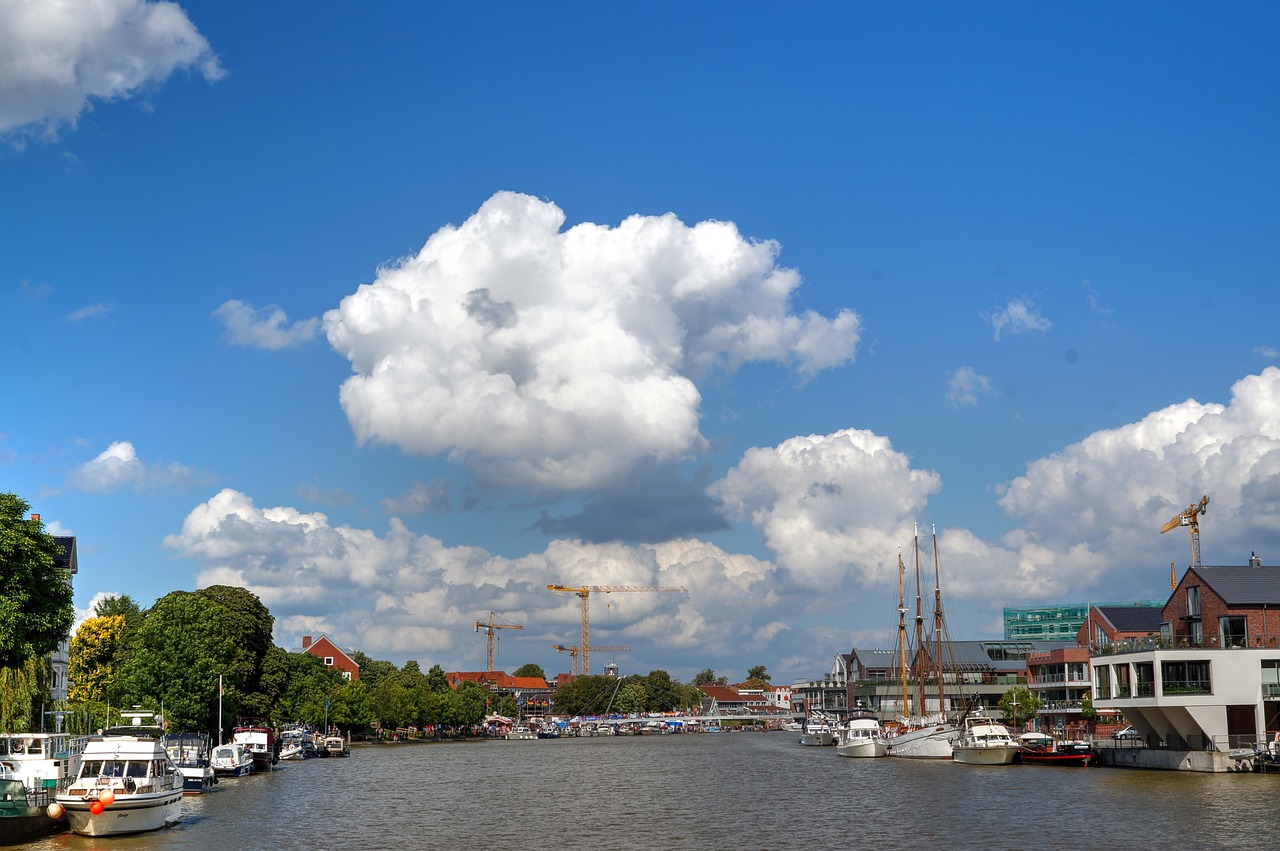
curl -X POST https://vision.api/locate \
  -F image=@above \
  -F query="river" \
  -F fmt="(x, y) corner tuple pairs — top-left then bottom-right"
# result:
(25, 733), (1280, 850)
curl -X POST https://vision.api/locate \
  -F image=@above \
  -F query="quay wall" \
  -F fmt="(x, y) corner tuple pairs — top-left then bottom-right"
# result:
(1098, 746), (1238, 773)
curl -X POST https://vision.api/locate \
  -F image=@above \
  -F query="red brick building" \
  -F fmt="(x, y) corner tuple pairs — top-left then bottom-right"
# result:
(300, 634), (360, 681)
(1164, 554), (1280, 648)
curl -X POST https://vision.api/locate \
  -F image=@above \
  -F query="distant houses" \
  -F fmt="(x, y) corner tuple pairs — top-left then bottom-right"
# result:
(300, 634), (360, 681)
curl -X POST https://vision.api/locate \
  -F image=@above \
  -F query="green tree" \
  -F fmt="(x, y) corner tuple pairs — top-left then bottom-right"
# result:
(639, 670), (683, 712)
(551, 675), (618, 716)
(0, 494), (75, 669)
(425, 663), (450, 694)
(354, 651), (398, 692)
(746, 665), (770, 682)
(276, 653), (343, 728)
(998, 686), (1040, 730)
(116, 591), (232, 734)
(452, 679), (489, 727)
(0, 655), (51, 731)
(327, 679), (373, 733)
(193, 585), (275, 718)
(512, 663), (546, 680)
(692, 668), (726, 686)
(615, 680), (648, 713)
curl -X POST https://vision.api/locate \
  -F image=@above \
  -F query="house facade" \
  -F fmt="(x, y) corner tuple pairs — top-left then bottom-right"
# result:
(300, 634), (361, 681)
(448, 672), (552, 717)
(1091, 557), (1280, 764)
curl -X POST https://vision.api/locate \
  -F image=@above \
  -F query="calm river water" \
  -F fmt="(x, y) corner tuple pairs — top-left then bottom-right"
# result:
(25, 733), (1280, 851)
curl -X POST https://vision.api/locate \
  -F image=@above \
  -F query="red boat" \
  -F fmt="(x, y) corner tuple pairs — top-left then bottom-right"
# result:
(1017, 733), (1095, 766)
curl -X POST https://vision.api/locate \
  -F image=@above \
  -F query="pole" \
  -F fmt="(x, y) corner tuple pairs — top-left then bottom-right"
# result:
(218, 675), (223, 744)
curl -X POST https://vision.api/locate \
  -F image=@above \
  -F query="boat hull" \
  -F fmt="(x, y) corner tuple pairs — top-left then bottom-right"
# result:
(836, 738), (887, 758)
(885, 725), (956, 759)
(952, 745), (1019, 765)
(0, 809), (68, 844)
(1019, 747), (1095, 767)
(798, 731), (834, 746)
(60, 792), (182, 837)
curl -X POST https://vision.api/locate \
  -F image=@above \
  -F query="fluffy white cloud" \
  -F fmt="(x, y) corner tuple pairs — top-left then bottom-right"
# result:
(323, 192), (860, 491)
(0, 0), (223, 138)
(213, 300), (319, 350)
(710, 428), (942, 589)
(164, 489), (788, 670)
(984, 297), (1051, 341)
(947, 365), (993, 406)
(67, 440), (195, 492)
(992, 366), (1280, 594)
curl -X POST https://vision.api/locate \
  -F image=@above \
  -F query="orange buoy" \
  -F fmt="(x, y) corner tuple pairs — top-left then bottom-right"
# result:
(89, 801), (104, 815)
(100, 789), (115, 806)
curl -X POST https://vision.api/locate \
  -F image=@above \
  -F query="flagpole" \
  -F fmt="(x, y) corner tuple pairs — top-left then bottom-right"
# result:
(218, 675), (223, 744)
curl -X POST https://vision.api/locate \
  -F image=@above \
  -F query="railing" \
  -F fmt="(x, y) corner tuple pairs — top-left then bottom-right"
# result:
(1161, 680), (1212, 695)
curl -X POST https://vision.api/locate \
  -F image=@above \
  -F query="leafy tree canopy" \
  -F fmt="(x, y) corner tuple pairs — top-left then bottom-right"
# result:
(0, 494), (75, 669)
(512, 663), (546, 680)
(552, 675), (618, 716)
(746, 665), (770, 682)
(998, 686), (1040, 729)
(692, 668), (726, 686)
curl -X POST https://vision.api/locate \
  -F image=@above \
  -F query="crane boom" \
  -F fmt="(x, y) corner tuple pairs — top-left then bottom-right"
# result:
(474, 611), (524, 672)
(553, 643), (630, 677)
(1161, 495), (1209, 568)
(546, 584), (687, 675)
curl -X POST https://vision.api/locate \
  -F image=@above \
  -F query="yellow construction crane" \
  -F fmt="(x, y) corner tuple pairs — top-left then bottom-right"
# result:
(474, 611), (523, 672)
(546, 584), (687, 675)
(552, 643), (630, 677)
(1161, 494), (1210, 569)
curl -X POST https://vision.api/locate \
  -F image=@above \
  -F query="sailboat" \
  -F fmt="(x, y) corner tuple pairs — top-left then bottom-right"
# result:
(885, 526), (960, 759)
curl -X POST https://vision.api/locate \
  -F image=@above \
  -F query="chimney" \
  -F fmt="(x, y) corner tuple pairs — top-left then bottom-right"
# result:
(31, 514), (40, 523)
(1250, 552), (1262, 568)
(302, 635), (312, 649)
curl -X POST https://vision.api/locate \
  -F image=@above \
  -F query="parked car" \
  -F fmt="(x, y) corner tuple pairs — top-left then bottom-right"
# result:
(1112, 725), (1142, 740)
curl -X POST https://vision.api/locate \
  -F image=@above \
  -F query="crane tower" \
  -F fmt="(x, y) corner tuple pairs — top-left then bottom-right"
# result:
(474, 611), (523, 672)
(552, 643), (630, 677)
(546, 584), (687, 675)
(1161, 495), (1210, 569)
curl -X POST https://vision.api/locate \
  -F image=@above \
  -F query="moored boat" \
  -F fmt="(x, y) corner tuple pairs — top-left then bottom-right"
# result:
(798, 717), (836, 746)
(1017, 732), (1095, 767)
(210, 742), (255, 777)
(54, 713), (183, 837)
(951, 711), (1019, 765)
(505, 726), (537, 741)
(163, 733), (217, 794)
(231, 725), (277, 773)
(0, 731), (84, 795)
(323, 735), (350, 757)
(0, 768), (66, 844)
(836, 716), (887, 758)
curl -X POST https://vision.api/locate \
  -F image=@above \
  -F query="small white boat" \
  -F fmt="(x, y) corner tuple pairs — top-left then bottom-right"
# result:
(505, 726), (537, 741)
(55, 715), (183, 837)
(323, 735), (349, 757)
(211, 742), (255, 777)
(798, 718), (835, 746)
(951, 711), (1019, 766)
(836, 716), (887, 758)
(163, 733), (217, 793)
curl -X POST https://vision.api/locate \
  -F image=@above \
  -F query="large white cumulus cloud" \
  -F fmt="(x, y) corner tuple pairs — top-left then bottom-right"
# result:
(0, 0), (223, 137)
(711, 428), (941, 589)
(994, 366), (1280, 594)
(164, 488), (779, 666)
(324, 192), (860, 491)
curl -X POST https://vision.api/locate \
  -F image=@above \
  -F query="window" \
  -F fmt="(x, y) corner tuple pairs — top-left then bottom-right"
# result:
(1190, 621), (1203, 645)
(1134, 662), (1155, 697)
(324, 656), (334, 666)
(342, 671), (352, 681)
(1094, 665), (1111, 698)
(1220, 615), (1248, 648)
(1161, 660), (1211, 694)
(1187, 586), (1201, 617)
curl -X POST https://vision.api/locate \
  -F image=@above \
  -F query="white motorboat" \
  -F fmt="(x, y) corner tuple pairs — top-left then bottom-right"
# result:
(951, 712), (1019, 766)
(836, 716), (887, 758)
(55, 715), (183, 837)
(211, 742), (255, 777)
(163, 733), (216, 794)
(798, 718), (835, 746)
(0, 731), (84, 794)
(505, 726), (537, 740)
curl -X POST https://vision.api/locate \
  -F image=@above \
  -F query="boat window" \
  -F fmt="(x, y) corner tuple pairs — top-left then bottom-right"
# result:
(126, 762), (148, 778)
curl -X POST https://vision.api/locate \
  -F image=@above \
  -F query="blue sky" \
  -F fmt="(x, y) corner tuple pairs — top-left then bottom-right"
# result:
(3, 2), (1279, 684)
